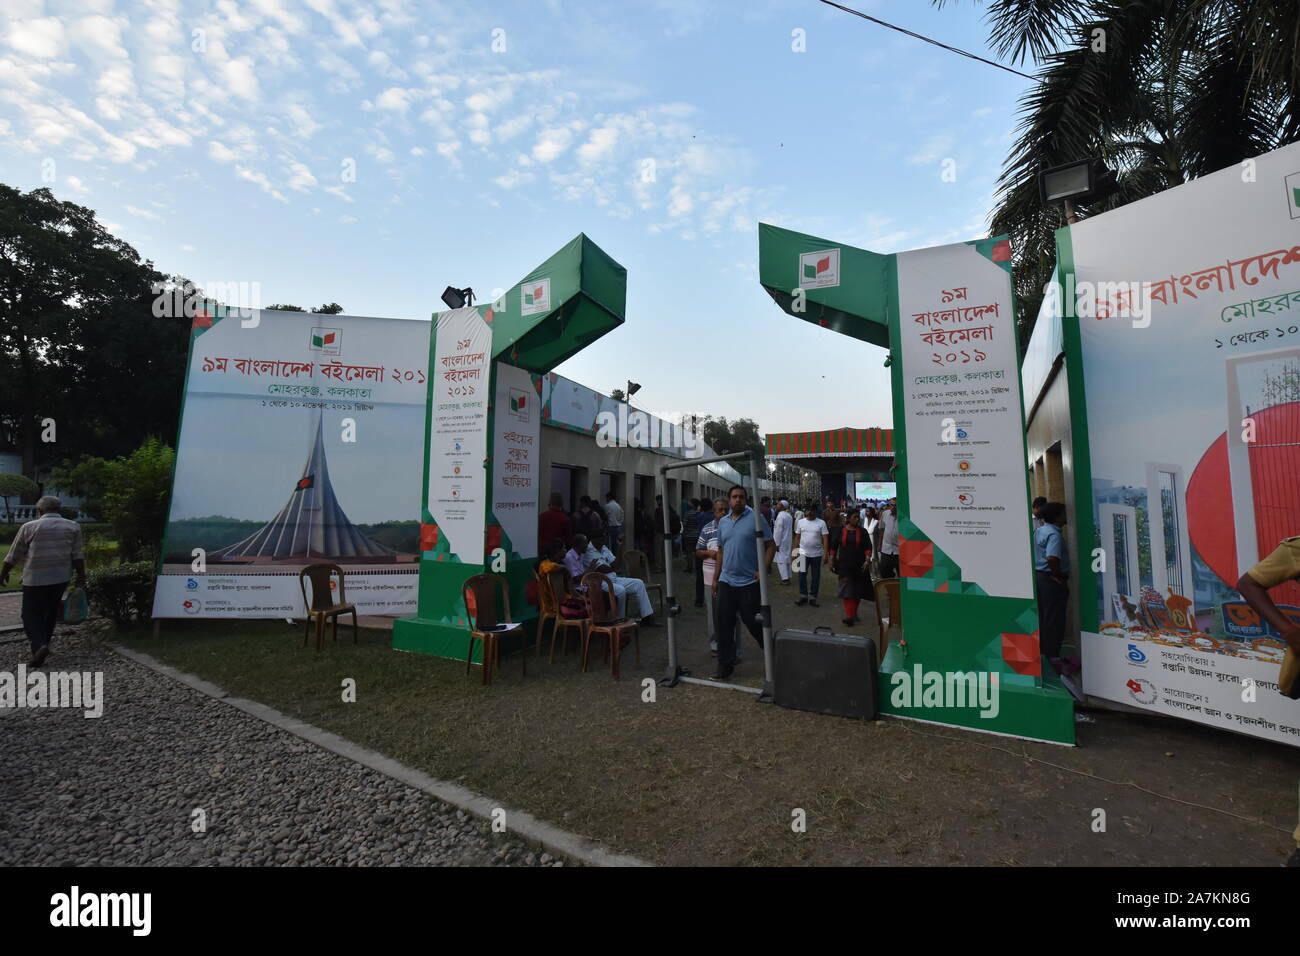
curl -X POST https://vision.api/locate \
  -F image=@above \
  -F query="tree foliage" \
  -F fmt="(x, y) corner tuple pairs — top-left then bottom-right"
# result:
(0, 473), (38, 520)
(0, 185), (190, 478)
(935, 0), (1300, 346)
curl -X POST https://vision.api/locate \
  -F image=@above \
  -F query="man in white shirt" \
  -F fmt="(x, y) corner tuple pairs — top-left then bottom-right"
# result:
(793, 504), (829, 607)
(1, 496), (85, 667)
(584, 531), (657, 625)
(879, 498), (900, 579)
(772, 500), (793, 586)
(695, 499), (726, 651)
(604, 492), (625, 553)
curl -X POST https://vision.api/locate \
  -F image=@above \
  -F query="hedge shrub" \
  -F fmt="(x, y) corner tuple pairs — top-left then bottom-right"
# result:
(85, 561), (155, 626)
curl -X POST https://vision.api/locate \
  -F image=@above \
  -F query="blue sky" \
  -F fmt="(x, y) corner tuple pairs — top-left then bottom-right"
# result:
(0, 0), (1033, 435)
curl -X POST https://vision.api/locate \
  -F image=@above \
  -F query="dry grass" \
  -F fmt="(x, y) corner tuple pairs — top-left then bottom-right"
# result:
(115, 569), (1299, 866)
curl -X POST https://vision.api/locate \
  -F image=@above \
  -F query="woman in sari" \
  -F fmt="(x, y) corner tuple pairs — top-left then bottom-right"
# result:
(832, 510), (874, 626)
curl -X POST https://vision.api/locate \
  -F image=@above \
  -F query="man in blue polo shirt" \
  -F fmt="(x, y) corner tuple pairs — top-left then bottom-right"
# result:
(711, 484), (775, 681)
(1034, 501), (1070, 672)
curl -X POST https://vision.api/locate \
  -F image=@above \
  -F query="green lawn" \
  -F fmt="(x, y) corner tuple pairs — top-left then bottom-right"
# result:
(113, 591), (1300, 867)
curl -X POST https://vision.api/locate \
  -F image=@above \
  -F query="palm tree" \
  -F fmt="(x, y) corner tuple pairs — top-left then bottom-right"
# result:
(936, 0), (1300, 345)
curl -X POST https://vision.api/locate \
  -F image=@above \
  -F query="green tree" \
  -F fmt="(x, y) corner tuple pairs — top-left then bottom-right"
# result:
(0, 185), (191, 478)
(935, 0), (1300, 345)
(46, 454), (110, 520)
(0, 473), (38, 522)
(99, 439), (175, 562)
(699, 416), (766, 474)
(266, 303), (346, 313)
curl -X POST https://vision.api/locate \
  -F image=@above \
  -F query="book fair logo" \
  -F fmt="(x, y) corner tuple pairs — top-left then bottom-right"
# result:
(310, 328), (342, 355)
(1286, 170), (1300, 219)
(509, 388), (530, 422)
(520, 277), (551, 316)
(1126, 644), (1148, 665)
(1125, 677), (1158, 705)
(797, 248), (840, 290)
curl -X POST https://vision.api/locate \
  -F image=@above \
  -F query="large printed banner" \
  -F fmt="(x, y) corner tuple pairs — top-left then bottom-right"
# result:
(492, 362), (541, 559)
(427, 308), (491, 561)
(153, 309), (429, 618)
(1072, 142), (1300, 745)
(896, 241), (1034, 600)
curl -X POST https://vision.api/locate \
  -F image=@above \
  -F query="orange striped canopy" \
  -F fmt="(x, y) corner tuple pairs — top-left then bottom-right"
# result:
(765, 428), (893, 457)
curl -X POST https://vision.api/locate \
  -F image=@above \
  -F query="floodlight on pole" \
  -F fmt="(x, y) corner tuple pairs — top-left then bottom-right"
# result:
(1038, 159), (1119, 223)
(440, 286), (475, 310)
(626, 381), (641, 398)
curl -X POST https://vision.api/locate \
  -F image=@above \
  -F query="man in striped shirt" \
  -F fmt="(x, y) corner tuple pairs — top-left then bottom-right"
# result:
(1, 496), (86, 666)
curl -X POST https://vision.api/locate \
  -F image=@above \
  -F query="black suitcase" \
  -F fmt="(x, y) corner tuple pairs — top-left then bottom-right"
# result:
(774, 626), (878, 720)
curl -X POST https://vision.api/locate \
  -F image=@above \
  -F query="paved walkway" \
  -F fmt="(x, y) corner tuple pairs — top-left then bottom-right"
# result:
(0, 628), (558, 867)
(0, 591), (21, 631)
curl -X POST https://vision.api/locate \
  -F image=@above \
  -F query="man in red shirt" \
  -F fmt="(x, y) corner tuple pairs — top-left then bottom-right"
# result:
(538, 493), (573, 555)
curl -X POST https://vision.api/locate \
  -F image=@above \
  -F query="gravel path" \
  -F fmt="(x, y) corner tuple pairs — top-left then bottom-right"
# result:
(0, 627), (560, 867)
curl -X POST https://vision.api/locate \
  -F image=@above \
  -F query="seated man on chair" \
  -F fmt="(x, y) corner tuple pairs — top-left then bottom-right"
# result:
(584, 531), (658, 627)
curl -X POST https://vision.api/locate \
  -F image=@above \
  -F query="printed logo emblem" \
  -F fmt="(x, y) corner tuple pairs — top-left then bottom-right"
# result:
(958, 461), (970, 471)
(1286, 171), (1300, 220)
(956, 493), (976, 506)
(509, 388), (530, 422)
(1125, 643), (1147, 665)
(521, 277), (551, 316)
(798, 248), (841, 290)
(956, 428), (969, 439)
(182, 599), (202, 615)
(1125, 677), (1157, 705)
(310, 327), (342, 354)
(186, 578), (199, 590)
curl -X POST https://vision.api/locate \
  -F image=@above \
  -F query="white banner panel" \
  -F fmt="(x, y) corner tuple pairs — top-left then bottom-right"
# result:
(896, 242), (1033, 599)
(427, 308), (491, 562)
(153, 308), (428, 618)
(1072, 142), (1300, 745)
(492, 363), (540, 558)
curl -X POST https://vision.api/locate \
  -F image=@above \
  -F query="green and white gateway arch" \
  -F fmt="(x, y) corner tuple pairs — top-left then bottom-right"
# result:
(759, 223), (1076, 744)
(393, 234), (626, 662)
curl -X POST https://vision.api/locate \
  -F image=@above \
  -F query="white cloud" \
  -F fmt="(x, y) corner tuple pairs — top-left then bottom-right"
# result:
(494, 169), (534, 190)
(532, 127), (573, 163)
(284, 103), (321, 139)
(435, 139), (461, 166)
(6, 17), (65, 58)
(409, 146), (425, 156)
(577, 126), (619, 164)
(180, 243), (197, 252)
(907, 134), (955, 166)
(287, 161), (317, 190)
(235, 165), (287, 202)
(375, 86), (415, 112)
(221, 57), (261, 101)
(126, 204), (161, 220)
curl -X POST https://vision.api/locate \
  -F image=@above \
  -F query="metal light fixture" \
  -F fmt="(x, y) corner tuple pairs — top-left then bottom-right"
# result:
(626, 380), (641, 398)
(441, 285), (475, 310)
(1038, 159), (1119, 221)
